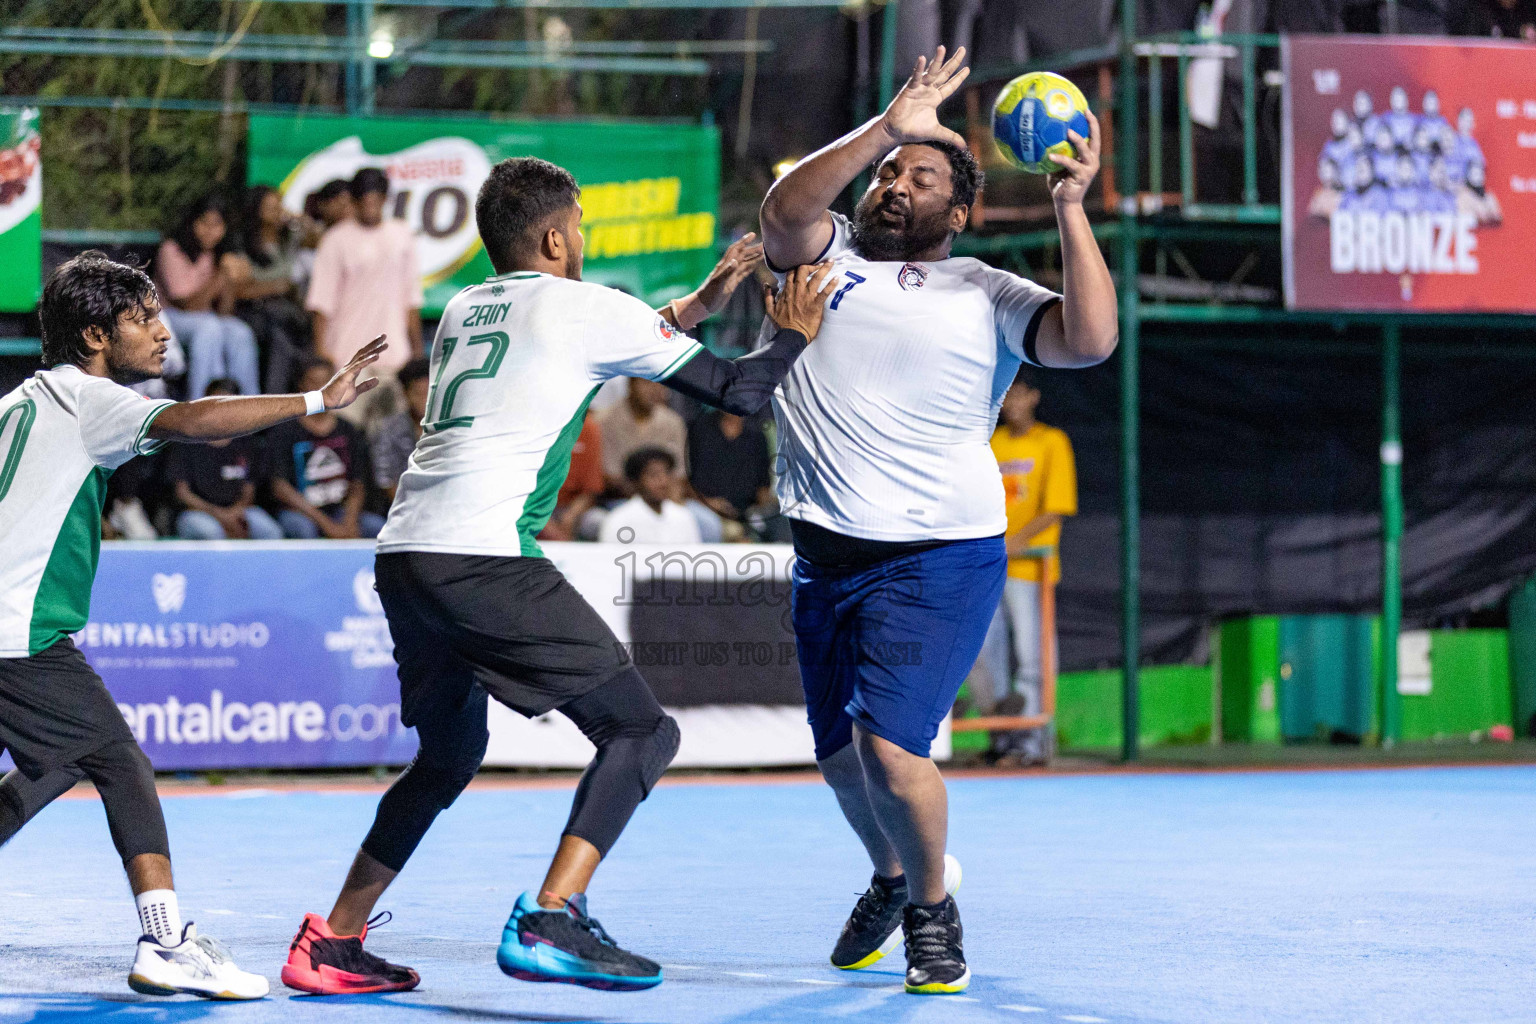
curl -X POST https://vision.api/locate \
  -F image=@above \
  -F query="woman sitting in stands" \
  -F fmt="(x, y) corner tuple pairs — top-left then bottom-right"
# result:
(155, 194), (260, 398)
(234, 185), (312, 395)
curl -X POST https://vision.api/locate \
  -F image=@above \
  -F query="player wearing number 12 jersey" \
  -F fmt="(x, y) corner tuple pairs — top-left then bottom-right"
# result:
(281, 157), (835, 996)
(760, 46), (1119, 993)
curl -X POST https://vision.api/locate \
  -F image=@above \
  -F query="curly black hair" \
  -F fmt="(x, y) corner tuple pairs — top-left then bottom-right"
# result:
(623, 445), (676, 484)
(475, 157), (581, 274)
(38, 251), (158, 368)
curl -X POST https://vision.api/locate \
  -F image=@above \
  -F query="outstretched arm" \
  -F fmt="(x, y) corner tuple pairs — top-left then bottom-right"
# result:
(148, 335), (387, 442)
(759, 46), (971, 269)
(1031, 110), (1119, 368)
(659, 233), (766, 331)
(663, 264), (836, 416)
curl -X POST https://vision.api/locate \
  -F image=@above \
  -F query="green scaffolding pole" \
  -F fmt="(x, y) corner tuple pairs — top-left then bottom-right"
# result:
(877, 0), (900, 109)
(1380, 322), (1403, 745)
(1118, 0), (1141, 761)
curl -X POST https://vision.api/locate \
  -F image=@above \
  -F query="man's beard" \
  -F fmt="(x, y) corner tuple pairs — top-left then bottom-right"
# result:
(560, 230), (582, 280)
(105, 339), (160, 386)
(850, 193), (953, 262)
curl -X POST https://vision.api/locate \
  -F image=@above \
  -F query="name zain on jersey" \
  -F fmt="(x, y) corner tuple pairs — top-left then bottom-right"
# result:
(462, 301), (513, 328)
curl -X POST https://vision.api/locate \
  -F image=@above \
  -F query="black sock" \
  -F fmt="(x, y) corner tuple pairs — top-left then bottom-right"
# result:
(874, 872), (906, 890)
(911, 897), (949, 912)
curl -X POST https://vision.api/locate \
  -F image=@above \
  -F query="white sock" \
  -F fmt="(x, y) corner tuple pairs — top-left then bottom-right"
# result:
(135, 889), (183, 945)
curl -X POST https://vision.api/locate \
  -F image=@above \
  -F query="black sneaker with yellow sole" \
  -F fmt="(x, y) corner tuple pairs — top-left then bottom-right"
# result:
(829, 854), (961, 971)
(903, 895), (970, 994)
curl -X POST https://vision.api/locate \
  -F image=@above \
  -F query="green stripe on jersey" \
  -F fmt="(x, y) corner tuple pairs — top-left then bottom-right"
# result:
(657, 341), (704, 381)
(29, 467), (110, 655)
(515, 386), (601, 558)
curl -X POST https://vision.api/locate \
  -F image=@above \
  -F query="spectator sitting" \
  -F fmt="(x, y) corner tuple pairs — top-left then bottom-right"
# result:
(305, 167), (423, 428)
(599, 448), (702, 545)
(371, 355), (431, 505)
(266, 358), (385, 539)
(595, 377), (722, 541)
(156, 194), (260, 398)
(235, 184), (312, 395)
(541, 410), (604, 542)
(596, 377), (688, 494)
(165, 378), (284, 540)
(688, 410), (773, 539)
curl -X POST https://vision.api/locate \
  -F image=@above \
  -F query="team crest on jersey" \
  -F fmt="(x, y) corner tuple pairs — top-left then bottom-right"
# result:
(897, 262), (929, 291)
(491, 284), (504, 297)
(654, 316), (682, 342)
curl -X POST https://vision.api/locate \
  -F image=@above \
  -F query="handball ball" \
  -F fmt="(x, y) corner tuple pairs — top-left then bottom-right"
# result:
(992, 72), (1091, 174)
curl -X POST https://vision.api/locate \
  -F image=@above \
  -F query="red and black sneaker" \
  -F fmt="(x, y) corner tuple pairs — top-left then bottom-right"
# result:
(280, 911), (420, 995)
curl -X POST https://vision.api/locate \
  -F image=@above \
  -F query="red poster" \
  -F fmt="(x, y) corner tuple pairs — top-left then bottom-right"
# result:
(1283, 35), (1536, 312)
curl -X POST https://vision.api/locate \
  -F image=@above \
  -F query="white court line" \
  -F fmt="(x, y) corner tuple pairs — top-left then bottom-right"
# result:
(794, 978), (840, 985)
(1001, 1007), (1045, 1014)
(949, 995), (979, 1002)
(1061, 1016), (1108, 1022)
(662, 964), (700, 970)
(725, 971), (769, 978)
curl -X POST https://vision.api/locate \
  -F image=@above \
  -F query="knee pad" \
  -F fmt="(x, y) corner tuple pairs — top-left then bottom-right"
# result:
(634, 714), (680, 796)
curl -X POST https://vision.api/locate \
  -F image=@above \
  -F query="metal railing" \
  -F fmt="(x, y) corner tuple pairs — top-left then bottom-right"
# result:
(965, 32), (1282, 228)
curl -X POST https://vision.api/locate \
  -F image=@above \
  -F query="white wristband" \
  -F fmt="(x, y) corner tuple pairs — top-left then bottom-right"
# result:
(303, 390), (326, 416)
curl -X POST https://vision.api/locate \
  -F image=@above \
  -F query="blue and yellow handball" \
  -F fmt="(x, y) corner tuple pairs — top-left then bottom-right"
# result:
(992, 72), (1092, 174)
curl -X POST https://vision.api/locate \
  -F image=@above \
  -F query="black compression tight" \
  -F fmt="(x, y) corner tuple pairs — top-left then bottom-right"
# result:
(559, 667), (679, 857)
(360, 667), (678, 873)
(0, 742), (169, 863)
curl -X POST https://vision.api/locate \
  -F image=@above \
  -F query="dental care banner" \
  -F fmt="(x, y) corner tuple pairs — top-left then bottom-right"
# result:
(0, 107), (42, 313)
(0, 542), (849, 773)
(1282, 35), (1536, 312)
(246, 113), (720, 317)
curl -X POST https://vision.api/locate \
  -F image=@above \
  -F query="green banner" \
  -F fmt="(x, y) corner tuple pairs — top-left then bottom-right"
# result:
(0, 107), (42, 314)
(247, 113), (719, 318)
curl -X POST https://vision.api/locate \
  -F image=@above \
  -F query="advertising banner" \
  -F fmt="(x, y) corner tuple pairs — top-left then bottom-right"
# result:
(1282, 35), (1536, 313)
(247, 113), (720, 317)
(0, 107), (41, 313)
(0, 542), (861, 772)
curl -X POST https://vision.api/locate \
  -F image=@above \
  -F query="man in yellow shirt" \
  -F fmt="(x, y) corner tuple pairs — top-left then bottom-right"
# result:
(979, 371), (1077, 762)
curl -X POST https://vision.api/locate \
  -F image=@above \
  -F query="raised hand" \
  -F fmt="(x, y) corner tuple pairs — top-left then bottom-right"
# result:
(881, 46), (971, 150)
(765, 263), (838, 341)
(321, 334), (389, 410)
(1047, 108), (1103, 207)
(696, 232), (767, 315)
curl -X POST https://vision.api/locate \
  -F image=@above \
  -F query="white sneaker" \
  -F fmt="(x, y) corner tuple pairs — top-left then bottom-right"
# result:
(128, 923), (270, 1000)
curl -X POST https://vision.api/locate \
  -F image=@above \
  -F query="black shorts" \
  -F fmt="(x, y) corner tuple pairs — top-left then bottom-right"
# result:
(0, 639), (135, 780)
(375, 551), (631, 725)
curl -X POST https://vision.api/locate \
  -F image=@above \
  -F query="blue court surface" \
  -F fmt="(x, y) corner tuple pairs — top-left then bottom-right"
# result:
(2, 765), (1534, 1024)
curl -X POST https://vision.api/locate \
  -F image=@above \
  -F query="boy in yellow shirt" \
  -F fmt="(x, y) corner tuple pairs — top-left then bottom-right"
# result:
(979, 371), (1077, 762)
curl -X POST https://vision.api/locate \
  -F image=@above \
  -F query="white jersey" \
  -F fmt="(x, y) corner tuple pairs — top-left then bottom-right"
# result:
(377, 271), (704, 557)
(771, 212), (1061, 541)
(0, 366), (172, 657)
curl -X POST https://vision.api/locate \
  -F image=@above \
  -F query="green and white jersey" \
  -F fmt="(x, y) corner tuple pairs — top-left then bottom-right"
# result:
(0, 365), (172, 658)
(376, 271), (703, 558)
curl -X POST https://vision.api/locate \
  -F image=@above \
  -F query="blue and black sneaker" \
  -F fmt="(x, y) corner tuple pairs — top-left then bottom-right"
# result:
(496, 892), (662, 992)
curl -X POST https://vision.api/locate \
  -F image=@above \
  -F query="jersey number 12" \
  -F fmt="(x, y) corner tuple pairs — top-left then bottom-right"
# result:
(424, 331), (510, 431)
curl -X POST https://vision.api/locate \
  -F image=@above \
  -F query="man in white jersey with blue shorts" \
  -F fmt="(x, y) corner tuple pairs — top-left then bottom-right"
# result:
(282, 157), (835, 997)
(760, 46), (1119, 993)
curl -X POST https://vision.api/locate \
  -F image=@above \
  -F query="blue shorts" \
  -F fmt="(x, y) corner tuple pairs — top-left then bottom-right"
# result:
(792, 535), (1007, 760)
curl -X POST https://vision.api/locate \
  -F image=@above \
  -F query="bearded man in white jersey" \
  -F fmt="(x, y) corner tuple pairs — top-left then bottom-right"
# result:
(281, 157), (835, 996)
(0, 252), (388, 999)
(759, 46), (1119, 993)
